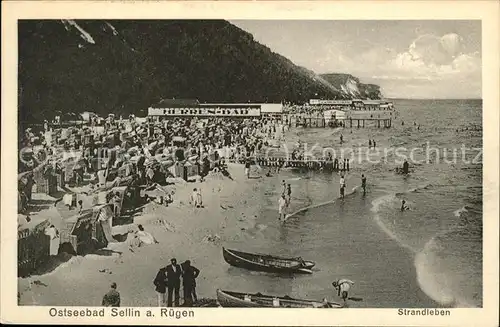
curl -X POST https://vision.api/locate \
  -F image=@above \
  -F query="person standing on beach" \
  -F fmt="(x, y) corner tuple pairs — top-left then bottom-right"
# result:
(244, 158), (251, 179)
(281, 180), (287, 195)
(368, 139), (372, 149)
(340, 134), (343, 145)
(166, 258), (182, 307)
(278, 194), (287, 221)
(113, 191), (121, 217)
(153, 265), (168, 306)
(346, 158), (350, 172)
(102, 282), (120, 307)
(332, 279), (355, 303)
(181, 260), (200, 306)
(286, 184), (292, 205)
(361, 174), (367, 195)
(196, 188), (203, 208)
(373, 140), (376, 148)
(190, 188), (198, 207)
(97, 168), (107, 188)
(339, 175), (346, 199)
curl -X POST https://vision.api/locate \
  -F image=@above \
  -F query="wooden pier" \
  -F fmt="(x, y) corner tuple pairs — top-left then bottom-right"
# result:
(282, 109), (394, 129)
(231, 156), (351, 172)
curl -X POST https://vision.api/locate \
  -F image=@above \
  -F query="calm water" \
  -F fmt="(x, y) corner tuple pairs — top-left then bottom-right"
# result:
(223, 99), (482, 308)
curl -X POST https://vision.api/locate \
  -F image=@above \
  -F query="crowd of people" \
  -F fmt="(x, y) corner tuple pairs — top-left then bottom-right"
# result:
(20, 110), (371, 307)
(17, 114), (287, 215)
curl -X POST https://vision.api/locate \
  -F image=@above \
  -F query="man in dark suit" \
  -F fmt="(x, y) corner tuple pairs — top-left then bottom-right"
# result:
(153, 265), (168, 307)
(181, 260), (200, 306)
(166, 258), (182, 306)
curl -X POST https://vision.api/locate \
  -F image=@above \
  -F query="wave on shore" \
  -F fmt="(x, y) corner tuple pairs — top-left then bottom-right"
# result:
(370, 194), (416, 252)
(370, 189), (482, 308)
(414, 231), (482, 308)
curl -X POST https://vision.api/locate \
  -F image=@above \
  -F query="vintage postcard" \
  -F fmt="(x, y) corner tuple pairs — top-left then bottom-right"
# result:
(1, 0), (499, 326)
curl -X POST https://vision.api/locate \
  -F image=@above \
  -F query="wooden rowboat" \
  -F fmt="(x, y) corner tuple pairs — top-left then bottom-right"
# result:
(222, 247), (315, 274)
(216, 289), (342, 308)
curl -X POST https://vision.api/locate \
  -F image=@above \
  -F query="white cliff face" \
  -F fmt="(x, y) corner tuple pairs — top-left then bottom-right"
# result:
(340, 77), (361, 97)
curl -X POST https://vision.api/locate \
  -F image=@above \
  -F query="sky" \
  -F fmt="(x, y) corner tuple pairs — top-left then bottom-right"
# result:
(230, 20), (482, 99)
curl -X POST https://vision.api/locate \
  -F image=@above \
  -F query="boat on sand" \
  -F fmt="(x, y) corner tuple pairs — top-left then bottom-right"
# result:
(222, 247), (315, 274)
(216, 289), (342, 308)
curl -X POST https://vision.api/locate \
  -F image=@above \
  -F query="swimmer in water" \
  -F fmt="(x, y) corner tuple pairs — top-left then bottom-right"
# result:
(401, 200), (409, 211)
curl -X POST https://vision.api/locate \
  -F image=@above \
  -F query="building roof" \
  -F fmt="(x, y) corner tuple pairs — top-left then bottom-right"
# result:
(362, 100), (383, 105)
(260, 103), (283, 113)
(155, 99), (200, 107)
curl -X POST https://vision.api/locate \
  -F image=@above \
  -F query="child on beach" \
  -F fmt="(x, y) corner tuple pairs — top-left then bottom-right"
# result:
(401, 199), (410, 211)
(102, 282), (120, 307)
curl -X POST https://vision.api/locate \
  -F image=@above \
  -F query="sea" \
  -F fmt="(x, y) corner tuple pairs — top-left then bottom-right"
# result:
(223, 99), (483, 308)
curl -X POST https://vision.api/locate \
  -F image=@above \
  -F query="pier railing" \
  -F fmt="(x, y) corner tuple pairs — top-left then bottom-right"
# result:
(282, 110), (394, 128)
(227, 156), (349, 172)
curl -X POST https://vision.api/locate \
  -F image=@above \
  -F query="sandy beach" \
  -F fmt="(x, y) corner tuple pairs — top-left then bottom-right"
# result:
(18, 162), (263, 306)
(18, 151), (433, 308)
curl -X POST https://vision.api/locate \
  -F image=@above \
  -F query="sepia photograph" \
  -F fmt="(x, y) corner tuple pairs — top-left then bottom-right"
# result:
(2, 1), (499, 326)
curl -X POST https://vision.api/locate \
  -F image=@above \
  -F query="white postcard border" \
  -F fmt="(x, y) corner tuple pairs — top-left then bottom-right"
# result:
(1, 1), (499, 325)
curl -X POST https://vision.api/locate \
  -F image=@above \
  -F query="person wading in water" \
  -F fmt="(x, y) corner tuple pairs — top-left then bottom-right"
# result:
(361, 174), (367, 196)
(286, 184), (292, 206)
(278, 194), (287, 221)
(339, 175), (346, 199)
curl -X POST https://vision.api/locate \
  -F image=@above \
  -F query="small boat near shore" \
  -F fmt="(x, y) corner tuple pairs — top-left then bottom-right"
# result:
(222, 247), (315, 274)
(216, 289), (343, 308)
